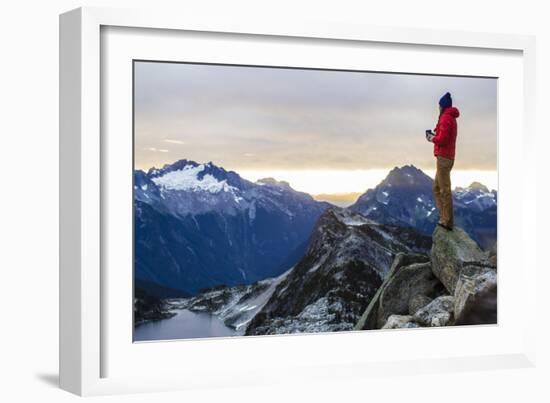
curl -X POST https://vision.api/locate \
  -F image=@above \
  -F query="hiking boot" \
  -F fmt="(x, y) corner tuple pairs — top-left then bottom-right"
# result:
(437, 222), (453, 231)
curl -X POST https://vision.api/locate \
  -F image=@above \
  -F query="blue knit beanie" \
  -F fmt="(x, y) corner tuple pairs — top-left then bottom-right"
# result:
(439, 92), (452, 109)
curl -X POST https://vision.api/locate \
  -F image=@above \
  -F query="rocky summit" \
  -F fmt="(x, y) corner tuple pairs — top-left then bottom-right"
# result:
(431, 226), (488, 294)
(243, 207), (432, 335)
(356, 225), (497, 330)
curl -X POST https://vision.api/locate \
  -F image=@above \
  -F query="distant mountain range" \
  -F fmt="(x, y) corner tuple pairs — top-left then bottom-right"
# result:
(134, 160), (329, 296)
(350, 165), (497, 249)
(134, 160), (497, 298)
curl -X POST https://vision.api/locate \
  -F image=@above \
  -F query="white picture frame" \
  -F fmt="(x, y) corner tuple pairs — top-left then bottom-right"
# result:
(59, 6), (537, 396)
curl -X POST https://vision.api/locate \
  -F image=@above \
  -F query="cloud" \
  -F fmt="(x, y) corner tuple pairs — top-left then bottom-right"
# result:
(146, 147), (169, 153)
(163, 139), (185, 145)
(134, 61), (497, 173)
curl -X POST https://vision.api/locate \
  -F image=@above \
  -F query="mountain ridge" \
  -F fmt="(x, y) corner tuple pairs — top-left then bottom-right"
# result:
(134, 159), (497, 298)
(350, 165), (497, 249)
(134, 159), (331, 296)
(244, 207), (432, 335)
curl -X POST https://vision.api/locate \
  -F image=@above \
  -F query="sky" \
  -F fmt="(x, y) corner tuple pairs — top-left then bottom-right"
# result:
(134, 61), (497, 196)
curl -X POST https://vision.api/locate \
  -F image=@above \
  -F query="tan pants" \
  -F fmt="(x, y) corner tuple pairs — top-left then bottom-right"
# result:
(433, 156), (454, 227)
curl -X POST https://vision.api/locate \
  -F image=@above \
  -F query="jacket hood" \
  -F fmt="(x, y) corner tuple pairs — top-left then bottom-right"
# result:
(443, 106), (460, 118)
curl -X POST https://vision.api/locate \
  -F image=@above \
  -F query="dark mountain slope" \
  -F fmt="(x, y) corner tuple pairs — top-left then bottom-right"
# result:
(245, 208), (431, 335)
(134, 159), (330, 295)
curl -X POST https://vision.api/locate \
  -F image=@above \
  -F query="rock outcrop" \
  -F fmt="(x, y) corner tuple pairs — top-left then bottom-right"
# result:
(431, 226), (487, 294)
(408, 295), (433, 316)
(382, 315), (419, 329)
(413, 295), (455, 327)
(355, 225), (497, 330)
(454, 265), (497, 325)
(354, 253), (432, 330)
(134, 287), (176, 326)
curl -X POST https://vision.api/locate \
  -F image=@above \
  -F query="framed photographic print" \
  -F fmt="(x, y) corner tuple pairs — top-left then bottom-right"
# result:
(132, 60), (498, 342)
(60, 7), (537, 396)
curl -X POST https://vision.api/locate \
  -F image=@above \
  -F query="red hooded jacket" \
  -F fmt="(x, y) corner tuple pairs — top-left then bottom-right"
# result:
(433, 106), (460, 160)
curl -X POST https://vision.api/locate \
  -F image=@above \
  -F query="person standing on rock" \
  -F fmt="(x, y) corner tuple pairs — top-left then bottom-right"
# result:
(425, 92), (460, 231)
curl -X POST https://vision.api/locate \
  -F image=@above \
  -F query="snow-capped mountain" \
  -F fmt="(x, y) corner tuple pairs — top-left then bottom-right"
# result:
(244, 207), (432, 335)
(350, 165), (497, 249)
(350, 165), (436, 232)
(136, 159), (329, 218)
(135, 160), (253, 217)
(453, 182), (497, 212)
(134, 159), (330, 296)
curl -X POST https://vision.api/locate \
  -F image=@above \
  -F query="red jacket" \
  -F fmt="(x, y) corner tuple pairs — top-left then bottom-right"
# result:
(433, 107), (460, 160)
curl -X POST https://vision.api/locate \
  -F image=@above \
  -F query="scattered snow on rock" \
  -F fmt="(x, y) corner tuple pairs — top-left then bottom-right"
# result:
(331, 208), (375, 226)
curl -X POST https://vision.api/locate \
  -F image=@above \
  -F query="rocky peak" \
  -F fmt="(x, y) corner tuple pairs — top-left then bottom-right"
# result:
(307, 208), (431, 264)
(382, 165), (433, 188)
(245, 208), (432, 335)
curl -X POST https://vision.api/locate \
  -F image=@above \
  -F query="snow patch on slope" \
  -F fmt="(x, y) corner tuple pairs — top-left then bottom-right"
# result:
(331, 207), (375, 226)
(152, 164), (237, 194)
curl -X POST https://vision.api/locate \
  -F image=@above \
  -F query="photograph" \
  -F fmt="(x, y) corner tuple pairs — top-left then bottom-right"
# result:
(2, 0), (543, 399)
(132, 61), (498, 342)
